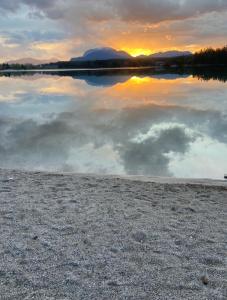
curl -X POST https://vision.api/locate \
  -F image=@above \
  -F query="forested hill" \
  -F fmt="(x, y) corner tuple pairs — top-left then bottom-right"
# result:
(1, 46), (227, 70)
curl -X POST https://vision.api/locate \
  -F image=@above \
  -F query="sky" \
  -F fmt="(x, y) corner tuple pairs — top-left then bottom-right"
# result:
(1, 0), (227, 62)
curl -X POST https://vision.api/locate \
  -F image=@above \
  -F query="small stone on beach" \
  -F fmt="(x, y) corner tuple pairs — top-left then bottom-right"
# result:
(107, 281), (120, 287)
(201, 275), (209, 285)
(132, 231), (147, 243)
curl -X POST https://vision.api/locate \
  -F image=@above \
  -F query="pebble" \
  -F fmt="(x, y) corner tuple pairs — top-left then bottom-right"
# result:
(201, 275), (209, 285)
(132, 231), (147, 243)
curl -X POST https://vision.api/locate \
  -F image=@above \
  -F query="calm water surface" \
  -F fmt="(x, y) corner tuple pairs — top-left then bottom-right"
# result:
(0, 70), (227, 179)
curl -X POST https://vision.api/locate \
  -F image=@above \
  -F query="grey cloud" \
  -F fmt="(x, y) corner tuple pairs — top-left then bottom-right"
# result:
(1, 0), (227, 24)
(0, 100), (226, 176)
(114, 0), (227, 23)
(120, 127), (193, 176)
(0, 0), (64, 18)
(0, 0), (20, 12)
(2, 30), (67, 45)
(1, 0), (227, 55)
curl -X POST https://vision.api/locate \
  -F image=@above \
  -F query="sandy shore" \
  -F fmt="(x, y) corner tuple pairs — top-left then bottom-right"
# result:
(0, 169), (226, 299)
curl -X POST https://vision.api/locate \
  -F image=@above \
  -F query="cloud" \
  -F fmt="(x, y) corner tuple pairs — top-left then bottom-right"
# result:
(1, 30), (67, 47)
(1, 0), (227, 24)
(120, 126), (193, 176)
(115, 0), (227, 23)
(1, 1), (227, 61)
(0, 92), (227, 176)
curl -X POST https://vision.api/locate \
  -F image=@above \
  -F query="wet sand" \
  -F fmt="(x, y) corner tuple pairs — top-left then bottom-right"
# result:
(0, 169), (226, 299)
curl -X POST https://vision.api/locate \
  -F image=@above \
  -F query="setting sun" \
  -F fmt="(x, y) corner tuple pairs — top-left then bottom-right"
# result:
(122, 48), (153, 57)
(130, 76), (151, 84)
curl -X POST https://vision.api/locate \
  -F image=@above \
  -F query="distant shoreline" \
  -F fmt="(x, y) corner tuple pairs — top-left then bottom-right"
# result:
(0, 64), (227, 74)
(0, 66), (155, 73)
(1, 66), (227, 84)
(0, 168), (226, 187)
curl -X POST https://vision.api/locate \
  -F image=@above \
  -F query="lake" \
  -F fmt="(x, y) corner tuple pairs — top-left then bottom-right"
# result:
(0, 69), (227, 179)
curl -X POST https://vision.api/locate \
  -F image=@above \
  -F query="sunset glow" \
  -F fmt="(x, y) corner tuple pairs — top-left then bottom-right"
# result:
(123, 48), (154, 57)
(1, 2), (227, 297)
(130, 76), (151, 84)
(0, 1), (226, 62)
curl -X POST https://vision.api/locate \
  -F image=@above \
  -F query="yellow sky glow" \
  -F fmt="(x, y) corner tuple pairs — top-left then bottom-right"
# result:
(123, 48), (154, 57)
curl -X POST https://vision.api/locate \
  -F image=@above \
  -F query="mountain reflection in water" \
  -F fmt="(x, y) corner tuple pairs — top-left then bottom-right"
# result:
(0, 68), (226, 179)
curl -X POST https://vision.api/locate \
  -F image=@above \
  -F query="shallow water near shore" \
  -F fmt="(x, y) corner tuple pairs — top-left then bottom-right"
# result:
(0, 69), (227, 179)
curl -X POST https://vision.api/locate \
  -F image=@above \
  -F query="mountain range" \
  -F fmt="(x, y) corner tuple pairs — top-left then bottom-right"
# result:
(71, 48), (131, 62)
(5, 48), (192, 66)
(71, 47), (192, 62)
(149, 50), (192, 58)
(6, 57), (58, 65)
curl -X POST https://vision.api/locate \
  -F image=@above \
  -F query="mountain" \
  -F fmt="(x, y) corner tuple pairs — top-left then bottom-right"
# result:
(6, 57), (57, 65)
(71, 48), (192, 62)
(6, 49), (192, 68)
(149, 51), (192, 58)
(71, 47), (132, 62)
(72, 75), (131, 87)
(137, 55), (149, 59)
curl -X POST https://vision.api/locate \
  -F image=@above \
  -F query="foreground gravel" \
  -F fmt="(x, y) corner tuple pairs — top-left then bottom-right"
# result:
(0, 169), (226, 299)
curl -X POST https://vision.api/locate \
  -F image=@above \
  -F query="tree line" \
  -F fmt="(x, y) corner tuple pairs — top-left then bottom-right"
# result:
(193, 46), (227, 65)
(1, 46), (227, 70)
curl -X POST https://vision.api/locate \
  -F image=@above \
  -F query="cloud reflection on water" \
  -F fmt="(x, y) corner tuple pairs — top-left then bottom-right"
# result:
(0, 72), (226, 179)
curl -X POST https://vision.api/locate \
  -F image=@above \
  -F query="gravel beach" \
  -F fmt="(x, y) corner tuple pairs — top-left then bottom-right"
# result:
(0, 169), (226, 299)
